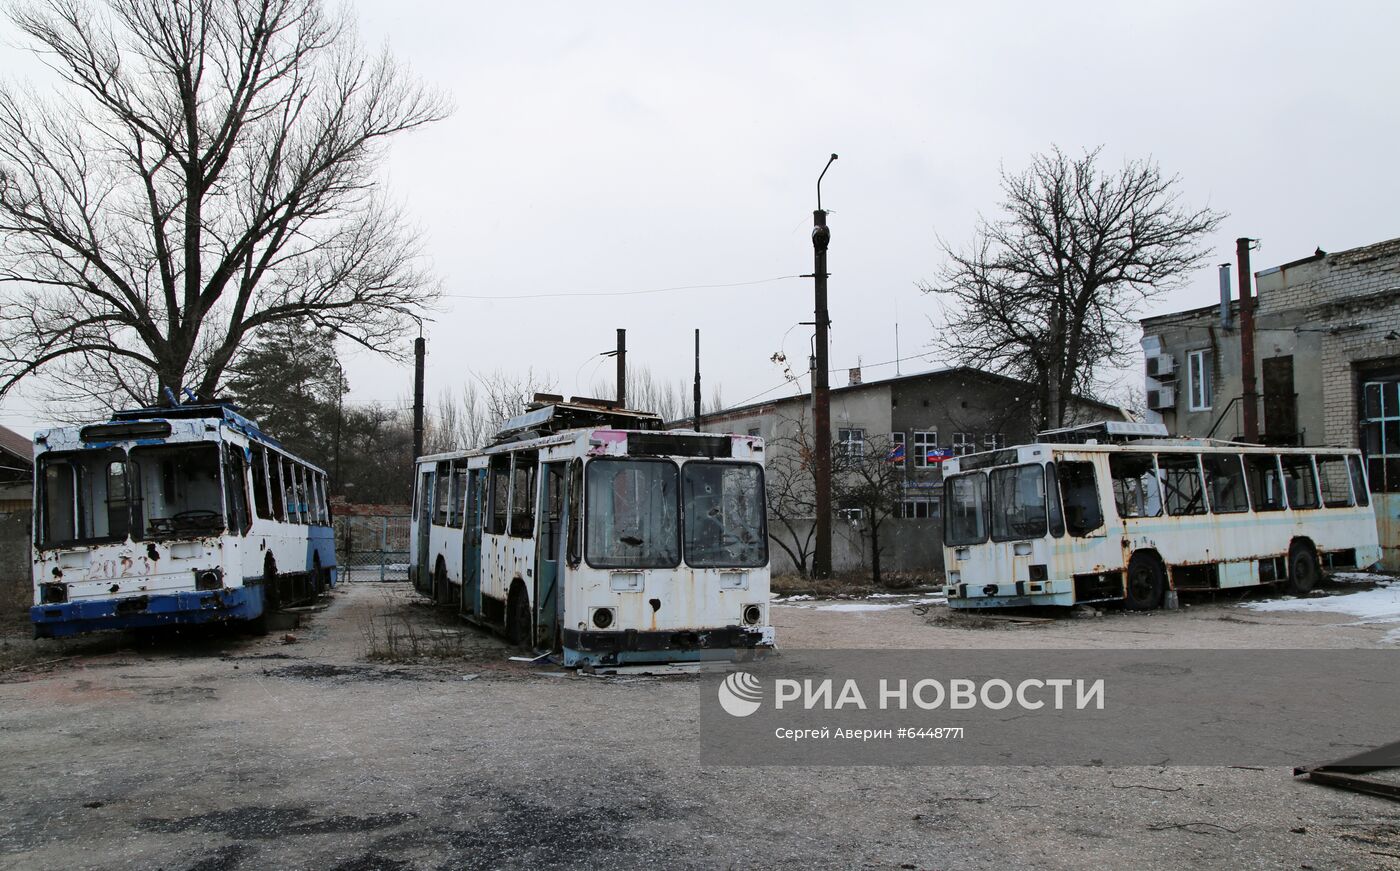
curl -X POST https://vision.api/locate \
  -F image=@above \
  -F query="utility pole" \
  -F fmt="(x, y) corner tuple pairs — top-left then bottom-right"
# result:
(616, 328), (627, 408)
(811, 153), (837, 579)
(693, 329), (702, 430)
(412, 335), (425, 462)
(1236, 238), (1259, 442)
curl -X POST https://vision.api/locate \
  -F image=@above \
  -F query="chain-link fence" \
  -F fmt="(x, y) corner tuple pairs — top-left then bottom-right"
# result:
(333, 514), (411, 582)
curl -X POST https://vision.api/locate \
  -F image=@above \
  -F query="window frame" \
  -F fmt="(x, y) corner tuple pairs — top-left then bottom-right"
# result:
(913, 431), (939, 468)
(1187, 348), (1213, 412)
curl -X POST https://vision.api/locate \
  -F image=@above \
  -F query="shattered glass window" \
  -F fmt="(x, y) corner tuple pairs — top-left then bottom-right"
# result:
(585, 459), (679, 569)
(682, 462), (767, 568)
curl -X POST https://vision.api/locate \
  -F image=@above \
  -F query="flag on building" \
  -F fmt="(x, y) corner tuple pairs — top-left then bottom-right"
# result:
(887, 442), (906, 463)
(926, 448), (954, 463)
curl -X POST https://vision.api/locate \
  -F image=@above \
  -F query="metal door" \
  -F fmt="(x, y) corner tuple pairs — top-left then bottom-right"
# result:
(535, 462), (568, 646)
(414, 470), (433, 595)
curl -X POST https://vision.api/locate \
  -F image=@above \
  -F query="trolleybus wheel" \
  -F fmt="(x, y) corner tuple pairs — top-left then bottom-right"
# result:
(1124, 552), (1165, 611)
(1286, 541), (1320, 596)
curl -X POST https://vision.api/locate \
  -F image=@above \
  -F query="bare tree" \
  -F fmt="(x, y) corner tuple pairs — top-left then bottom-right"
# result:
(0, 0), (448, 407)
(589, 365), (725, 423)
(764, 421), (819, 578)
(925, 147), (1224, 428)
(832, 433), (903, 585)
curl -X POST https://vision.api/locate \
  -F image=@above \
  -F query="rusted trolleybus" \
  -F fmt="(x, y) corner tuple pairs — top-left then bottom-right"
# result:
(410, 398), (773, 666)
(31, 403), (336, 637)
(942, 421), (1381, 610)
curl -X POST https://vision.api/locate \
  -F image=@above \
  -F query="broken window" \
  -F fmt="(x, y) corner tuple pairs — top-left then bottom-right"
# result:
(250, 445), (272, 520)
(542, 464), (567, 560)
(1201, 453), (1249, 514)
(683, 461), (767, 568)
(224, 444), (250, 535)
(269, 455), (285, 521)
(1109, 453), (1161, 518)
(1349, 455), (1370, 507)
(1280, 454), (1319, 509)
(434, 460), (451, 526)
(451, 465), (469, 529)
(1057, 461), (1103, 537)
(567, 459), (583, 565)
(585, 458), (679, 569)
(1244, 454), (1285, 511)
(990, 463), (1047, 541)
(943, 471), (988, 546)
(130, 444), (225, 538)
(509, 453), (538, 539)
(1158, 453), (1206, 516)
(487, 454), (509, 535)
(1045, 463), (1064, 537)
(1315, 455), (1354, 508)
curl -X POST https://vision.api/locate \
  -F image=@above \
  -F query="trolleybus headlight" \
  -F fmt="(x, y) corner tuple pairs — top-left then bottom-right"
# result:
(743, 604), (763, 625)
(195, 569), (224, 591)
(591, 607), (615, 629)
(40, 582), (67, 604)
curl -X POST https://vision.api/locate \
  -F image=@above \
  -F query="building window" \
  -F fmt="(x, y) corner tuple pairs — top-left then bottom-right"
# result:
(983, 433), (1005, 451)
(747, 427), (760, 438)
(1187, 349), (1213, 411)
(889, 432), (906, 467)
(899, 496), (941, 519)
(1362, 379), (1400, 493)
(837, 428), (865, 458)
(952, 432), (975, 456)
(912, 431), (938, 468)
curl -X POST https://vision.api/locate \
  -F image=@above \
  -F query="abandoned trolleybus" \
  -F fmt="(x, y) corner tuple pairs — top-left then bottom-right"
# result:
(410, 399), (773, 666)
(942, 421), (1380, 610)
(31, 403), (336, 637)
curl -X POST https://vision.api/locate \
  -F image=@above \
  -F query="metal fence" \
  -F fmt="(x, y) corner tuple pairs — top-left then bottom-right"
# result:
(333, 514), (411, 582)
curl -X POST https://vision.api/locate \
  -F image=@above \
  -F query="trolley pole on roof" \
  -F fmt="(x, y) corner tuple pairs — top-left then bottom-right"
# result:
(810, 153), (837, 579)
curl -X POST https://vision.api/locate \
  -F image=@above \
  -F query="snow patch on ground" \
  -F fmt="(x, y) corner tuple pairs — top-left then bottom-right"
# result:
(773, 592), (947, 612)
(1242, 580), (1400, 622)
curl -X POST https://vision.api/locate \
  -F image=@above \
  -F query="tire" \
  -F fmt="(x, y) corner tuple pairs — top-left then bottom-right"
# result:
(506, 584), (531, 648)
(263, 556), (281, 612)
(1285, 542), (1320, 596)
(312, 556), (327, 597)
(1124, 552), (1165, 611)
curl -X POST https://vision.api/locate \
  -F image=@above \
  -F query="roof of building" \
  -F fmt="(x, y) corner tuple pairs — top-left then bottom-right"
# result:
(1142, 234), (1400, 327)
(690, 365), (1124, 425)
(0, 423), (33, 466)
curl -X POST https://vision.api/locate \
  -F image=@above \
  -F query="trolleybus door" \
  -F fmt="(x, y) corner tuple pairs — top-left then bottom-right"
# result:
(535, 462), (568, 645)
(415, 469), (433, 595)
(461, 468), (485, 617)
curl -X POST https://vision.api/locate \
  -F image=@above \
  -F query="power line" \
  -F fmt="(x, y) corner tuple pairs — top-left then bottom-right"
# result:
(441, 275), (802, 301)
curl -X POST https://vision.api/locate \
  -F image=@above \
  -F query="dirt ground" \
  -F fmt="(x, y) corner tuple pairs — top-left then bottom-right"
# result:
(2, 583), (1400, 871)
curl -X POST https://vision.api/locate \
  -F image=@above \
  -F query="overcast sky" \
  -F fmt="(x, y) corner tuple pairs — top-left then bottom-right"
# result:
(3, 0), (1399, 436)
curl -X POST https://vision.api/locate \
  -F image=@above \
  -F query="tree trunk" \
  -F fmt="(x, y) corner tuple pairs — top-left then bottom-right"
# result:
(869, 524), (882, 585)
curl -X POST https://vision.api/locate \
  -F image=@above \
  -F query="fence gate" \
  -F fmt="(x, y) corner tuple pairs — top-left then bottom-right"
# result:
(333, 514), (411, 582)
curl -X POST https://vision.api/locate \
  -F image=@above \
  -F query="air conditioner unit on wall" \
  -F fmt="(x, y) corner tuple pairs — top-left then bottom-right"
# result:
(1146, 355), (1176, 380)
(1146, 387), (1176, 410)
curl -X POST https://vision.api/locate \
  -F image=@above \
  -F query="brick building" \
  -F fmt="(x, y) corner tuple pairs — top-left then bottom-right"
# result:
(0, 425), (34, 615)
(1139, 236), (1400, 567)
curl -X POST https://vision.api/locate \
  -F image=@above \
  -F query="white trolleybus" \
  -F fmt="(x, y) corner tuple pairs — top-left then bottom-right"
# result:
(31, 402), (336, 637)
(942, 421), (1381, 610)
(410, 398), (773, 667)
